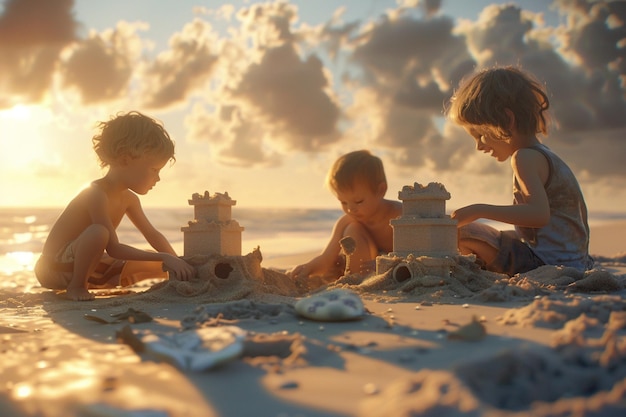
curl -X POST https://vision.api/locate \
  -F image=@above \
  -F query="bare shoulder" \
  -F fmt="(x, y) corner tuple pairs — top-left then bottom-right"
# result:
(511, 147), (547, 167)
(385, 199), (402, 220)
(511, 147), (549, 183)
(59, 184), (104, 216)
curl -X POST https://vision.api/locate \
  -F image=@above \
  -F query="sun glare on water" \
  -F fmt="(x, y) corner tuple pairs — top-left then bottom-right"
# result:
(0, 252), (36, 275)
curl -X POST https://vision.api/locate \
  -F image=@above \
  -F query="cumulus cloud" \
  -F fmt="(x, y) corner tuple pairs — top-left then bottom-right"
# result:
(59, 21), (146, 104)
(0, 0), (79, 107)
(1, 0), (624, 185)
(185, 103), (281, 167)
(182, 2), (343, 166)
(140, 19), (220, 109)
(228, 43), (341, 150)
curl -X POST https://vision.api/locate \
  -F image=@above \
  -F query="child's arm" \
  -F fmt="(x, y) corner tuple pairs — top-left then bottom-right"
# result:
(288, 215), (351, 280)
(125, 197), (177, 256)
(87, 190), (194, 280)
(122, 193), (196, 280)
(452, 149), (550, 228)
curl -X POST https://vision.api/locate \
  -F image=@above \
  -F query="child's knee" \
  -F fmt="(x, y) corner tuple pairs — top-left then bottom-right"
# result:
(343, 222), (377, 258)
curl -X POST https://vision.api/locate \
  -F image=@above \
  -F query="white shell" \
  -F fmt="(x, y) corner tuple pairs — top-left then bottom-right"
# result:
(134, 326), (247, 371)
(295, 289), (365, 321)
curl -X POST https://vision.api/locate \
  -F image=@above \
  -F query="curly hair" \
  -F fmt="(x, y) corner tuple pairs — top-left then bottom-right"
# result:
(92, 111), (175, 168)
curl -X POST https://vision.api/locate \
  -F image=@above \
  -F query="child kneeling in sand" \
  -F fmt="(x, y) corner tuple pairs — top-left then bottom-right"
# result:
(446, 66), (594, 276)
(288, 150), (402, 282)
(35, 111), (196, 301)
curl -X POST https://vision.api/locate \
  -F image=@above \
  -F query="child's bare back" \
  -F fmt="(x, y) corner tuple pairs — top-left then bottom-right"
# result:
(35, 112), (196, 301)
(42, 182), (126, 261)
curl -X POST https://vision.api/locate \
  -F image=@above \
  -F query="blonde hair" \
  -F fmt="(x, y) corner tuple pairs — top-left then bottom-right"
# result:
(326, 150), (387, 194)
(446, 66), (550, 140)
(92, 111), (175, 168)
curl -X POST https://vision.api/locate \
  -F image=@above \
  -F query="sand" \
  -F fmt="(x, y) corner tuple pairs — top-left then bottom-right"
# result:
(0, 222), (625, 417)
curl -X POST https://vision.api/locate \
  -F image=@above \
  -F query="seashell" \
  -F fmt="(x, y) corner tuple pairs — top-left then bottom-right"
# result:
(117, 325), (246, 371)
(295, 289), (365, 321)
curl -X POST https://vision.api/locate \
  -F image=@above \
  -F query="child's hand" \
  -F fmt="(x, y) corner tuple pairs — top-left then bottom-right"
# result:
(162, 254), (196, 281)
(287, 263), (312, 281)
(451, 205), (483, 227)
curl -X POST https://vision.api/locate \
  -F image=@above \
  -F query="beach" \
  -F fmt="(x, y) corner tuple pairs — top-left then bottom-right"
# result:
(1, 217), (625, 417)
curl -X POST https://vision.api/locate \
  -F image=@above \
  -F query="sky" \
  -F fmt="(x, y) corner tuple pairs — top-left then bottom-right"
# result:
(0, 0), (625, 215)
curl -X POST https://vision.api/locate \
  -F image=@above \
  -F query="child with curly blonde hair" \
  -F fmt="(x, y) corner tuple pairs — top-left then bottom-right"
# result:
(35, 111), (195, 300)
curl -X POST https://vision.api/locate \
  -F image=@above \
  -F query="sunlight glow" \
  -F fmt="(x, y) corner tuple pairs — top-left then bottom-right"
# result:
(13, 383), (33, 399)
(0, 105), (49, 170)
(0, 252), (37, 275)
(0, 104), (32, 121)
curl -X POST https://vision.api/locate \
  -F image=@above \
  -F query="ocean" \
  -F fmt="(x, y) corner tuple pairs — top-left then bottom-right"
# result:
(1, 206), (624, 282)
(0, 207), (341, 279)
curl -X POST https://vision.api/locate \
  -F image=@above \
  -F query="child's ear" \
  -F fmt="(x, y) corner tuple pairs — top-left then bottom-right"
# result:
(505, 108), (516, 131)
(118, 154), (132, 166)
(377, 181), (387, 197)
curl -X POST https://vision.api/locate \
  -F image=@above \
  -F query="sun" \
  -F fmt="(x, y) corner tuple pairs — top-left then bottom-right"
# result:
(0, 104), (46, 169)
(0, 103), (33, 120)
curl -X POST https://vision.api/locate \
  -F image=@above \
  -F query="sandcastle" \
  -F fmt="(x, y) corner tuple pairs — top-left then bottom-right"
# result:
(181, 191), (244, 257)
(376, 182), (458, 279)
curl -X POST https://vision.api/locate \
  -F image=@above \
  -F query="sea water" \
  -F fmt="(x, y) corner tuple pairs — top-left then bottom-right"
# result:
(0, 207), (340, 281)
(1, 207), (623, 287)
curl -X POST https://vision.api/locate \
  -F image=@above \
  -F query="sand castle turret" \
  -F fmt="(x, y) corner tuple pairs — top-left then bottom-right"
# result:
(181, 191), (244, 257)
(376, 182), (458, 278)
(391, 182), (458, 258)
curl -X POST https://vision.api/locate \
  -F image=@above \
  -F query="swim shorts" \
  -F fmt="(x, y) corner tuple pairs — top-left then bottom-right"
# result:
(459, 223), (544, 276)
(34, 240), (77, 290)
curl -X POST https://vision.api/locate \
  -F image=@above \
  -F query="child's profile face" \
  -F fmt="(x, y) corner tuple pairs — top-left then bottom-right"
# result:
(465, 126), (512, 162)
(124, 154), (169, 195)
(336, 181), (384, 222)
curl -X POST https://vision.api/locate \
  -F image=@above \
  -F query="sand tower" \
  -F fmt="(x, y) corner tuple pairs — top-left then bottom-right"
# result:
(376, 182), (458, 278)
(391, 182), (458, 258)
(181, 191), (244, 257)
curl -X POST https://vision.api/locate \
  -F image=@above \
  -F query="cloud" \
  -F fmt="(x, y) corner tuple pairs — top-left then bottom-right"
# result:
(184, 103), (281, 167)
(0, 0), (78, 45)
(2, 0), (625, 187)
(182, 2), (343, 166)
(59, 21), (146, 104)
(336, 9), (473, 168)
(0, 0), (79, 107)
(229, 43), (342, 150)
(140, 19), (220, 109)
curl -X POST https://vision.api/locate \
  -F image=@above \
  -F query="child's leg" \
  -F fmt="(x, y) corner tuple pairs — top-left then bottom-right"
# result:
(458, 222), (501, 266)
(66, 224), (109, 301)
(87, 255), (125, 288)
(458, 223), (544, 275)
(342, 221), (378, 275)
